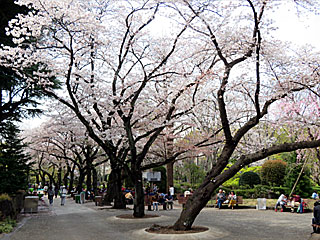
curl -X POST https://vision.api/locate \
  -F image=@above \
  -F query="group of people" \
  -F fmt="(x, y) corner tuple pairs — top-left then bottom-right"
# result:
(47, 185), (68, 206)
(149, 192), (174, 211)
(274, 193), (307, 213)
(216, 189), (237, 209)
(144, 184), (175, 211)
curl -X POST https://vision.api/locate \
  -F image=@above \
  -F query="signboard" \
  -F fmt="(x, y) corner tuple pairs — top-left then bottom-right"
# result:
(143, 171), (161, 181)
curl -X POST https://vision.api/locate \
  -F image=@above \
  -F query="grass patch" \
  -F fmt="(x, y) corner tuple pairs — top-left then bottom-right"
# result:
(0, 218), (16, 234)
(207, 198), (316, 209)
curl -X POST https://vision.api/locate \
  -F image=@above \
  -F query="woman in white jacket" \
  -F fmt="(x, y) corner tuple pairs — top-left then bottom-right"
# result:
(60, 186), (68, 206)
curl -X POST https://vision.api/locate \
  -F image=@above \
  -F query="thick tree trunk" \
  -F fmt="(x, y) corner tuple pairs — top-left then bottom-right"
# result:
(103, 170), (115, 205)
(40, 172), (46, 187)
(48, 174), (54, 186)
(103, 168), (126, 208)
(35, 173), (40, 185)
(173, 181), (217, 230)
(63, 169), (70, 189)
(77, 170), (85, 193)
(68, 164), (76, 193)
(92, 167), (98, 195)
(112, 168), (126, 209)
(133, 172), (145, 218)
(86, 165), (92, 192)
(166, 162), (174, 193)
(57, 167), (62, 188)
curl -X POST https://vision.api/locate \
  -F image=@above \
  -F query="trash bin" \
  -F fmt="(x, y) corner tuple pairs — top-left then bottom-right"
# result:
(75, 194), (81, 204)
(256, 198), (266, 210)
(24, 196), (39, 213)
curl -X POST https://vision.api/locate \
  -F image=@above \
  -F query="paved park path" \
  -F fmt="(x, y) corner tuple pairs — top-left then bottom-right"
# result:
(1, 196), (319, 240)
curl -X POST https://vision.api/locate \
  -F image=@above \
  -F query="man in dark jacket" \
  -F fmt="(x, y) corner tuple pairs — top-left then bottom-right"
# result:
(312, 201), (320, 233)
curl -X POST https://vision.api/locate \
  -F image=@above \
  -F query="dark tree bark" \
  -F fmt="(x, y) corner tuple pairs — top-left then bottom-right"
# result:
(103, 168), (126, 208)
(35, 173), (40, 185)
(63, 167), (70, 189)
(77, 169), (85, 193)
(86, 163), (92, 192)
(68, 164), (76, 193)
(92, 167), (98, 195)
(112, 168), (126, 209)
(133, 171), (145, 218)
(173, 139), (320, 230)
(166, 162), (174, 193)
(57, 167), (62, 188)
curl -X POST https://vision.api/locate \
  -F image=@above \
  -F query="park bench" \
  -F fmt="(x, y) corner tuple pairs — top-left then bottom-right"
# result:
(288, 198), (311, 213)
(214, 195), (243, 208)
(144, 195), (169, 210)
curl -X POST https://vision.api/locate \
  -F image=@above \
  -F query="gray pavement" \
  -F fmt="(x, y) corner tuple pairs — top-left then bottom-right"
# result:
(1, 195), (319, 240)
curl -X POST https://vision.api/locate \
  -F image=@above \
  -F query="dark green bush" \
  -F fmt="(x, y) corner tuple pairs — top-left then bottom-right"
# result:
(231, 186), (291, 199)
(261, 159), (287, 186)
(239, 172), (261, 188)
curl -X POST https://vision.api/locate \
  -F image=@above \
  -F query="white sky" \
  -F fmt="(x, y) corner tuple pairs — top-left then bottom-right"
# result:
(271, 2), (320, 48)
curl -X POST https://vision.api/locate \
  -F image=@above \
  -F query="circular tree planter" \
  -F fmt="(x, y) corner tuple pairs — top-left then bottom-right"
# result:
(132, 225), (225, 240)
(116, 214), (160, 219)
(146, 224), (209, 234)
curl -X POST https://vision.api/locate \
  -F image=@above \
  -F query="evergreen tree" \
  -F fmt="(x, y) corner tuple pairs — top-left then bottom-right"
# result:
(281, 152), (313, 198)
(0, 0), (60, 129)
(0, 122), (31, 194)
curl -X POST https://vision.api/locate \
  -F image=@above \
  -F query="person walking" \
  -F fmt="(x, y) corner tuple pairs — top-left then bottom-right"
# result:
(60, 186), (68, 206)
(54, 185), (59, 198)
(47, 186), (55, 205)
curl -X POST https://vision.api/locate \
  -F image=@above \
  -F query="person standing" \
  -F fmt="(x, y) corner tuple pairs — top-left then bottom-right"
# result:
(47, 186), (55, 205)
(169, 185), (174, 196)
(60, 186), (68, 206)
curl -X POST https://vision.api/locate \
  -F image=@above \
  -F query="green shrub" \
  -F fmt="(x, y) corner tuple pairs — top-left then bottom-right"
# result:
(261, 159), (287, 186)
(0, 194), (11, 202)
(239, 172), (261, 188)
(231, 189), (255, 198)
(230, 186), (291, 199)
(0, 218), (16, 234)
(223, 165), (261, 188)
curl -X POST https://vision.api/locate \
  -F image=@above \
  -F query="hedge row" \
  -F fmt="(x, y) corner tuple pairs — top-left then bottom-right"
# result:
(214, 185), (291, 199)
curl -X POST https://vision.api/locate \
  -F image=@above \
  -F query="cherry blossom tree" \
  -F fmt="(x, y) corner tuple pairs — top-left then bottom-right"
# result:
(3, 0), (320, 229)
(171, 0), (320, 230)
(25, 108), (105, 193)
(2, 0), (209, 217)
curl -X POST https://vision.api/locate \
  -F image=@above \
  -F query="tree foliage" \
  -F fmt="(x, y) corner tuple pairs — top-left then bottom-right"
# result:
(0, 0), (60, 130)
(261, 159), (287, 186)
(224, 165), (261, 188)
(2, 0), (320, 230)
(0, 122), (31, 194)
(239, 171), (261, 188)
